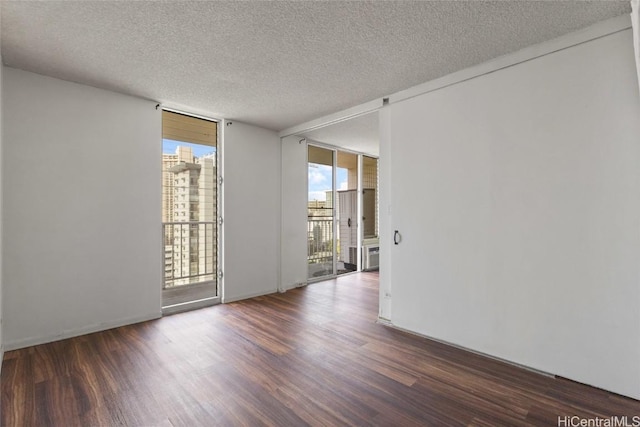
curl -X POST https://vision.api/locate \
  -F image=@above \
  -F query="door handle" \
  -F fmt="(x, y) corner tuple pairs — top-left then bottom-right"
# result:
(347, 218), (352, 228)
(394, 230), (400, 245)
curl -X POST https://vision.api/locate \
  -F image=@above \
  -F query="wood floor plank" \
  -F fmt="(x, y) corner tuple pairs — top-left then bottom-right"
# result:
(2, 271), (640, 426)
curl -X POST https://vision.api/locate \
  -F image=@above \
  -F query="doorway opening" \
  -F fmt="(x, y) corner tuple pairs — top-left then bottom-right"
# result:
(307, 143), (379, 281)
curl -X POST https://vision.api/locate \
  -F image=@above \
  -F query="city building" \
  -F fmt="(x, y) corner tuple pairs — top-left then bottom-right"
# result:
(162, 146), (195, 223)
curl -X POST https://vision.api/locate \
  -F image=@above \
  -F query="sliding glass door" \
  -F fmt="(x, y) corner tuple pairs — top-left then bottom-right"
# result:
(308, 146), (335, 280)
(336, 151), (359, 274)
(307, 145), (368, 280)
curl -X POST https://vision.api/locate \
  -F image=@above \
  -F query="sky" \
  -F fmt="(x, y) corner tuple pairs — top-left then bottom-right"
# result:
(309, 163), (348, 201)
(163, 139), (216, 157)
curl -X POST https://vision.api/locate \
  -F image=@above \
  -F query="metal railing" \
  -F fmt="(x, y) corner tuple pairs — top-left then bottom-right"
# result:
(307, 216), (333, 265)
(163, 221), (216, 288)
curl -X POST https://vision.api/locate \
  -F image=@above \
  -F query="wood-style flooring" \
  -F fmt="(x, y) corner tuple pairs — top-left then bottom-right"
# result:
(2, 272), (639, 426)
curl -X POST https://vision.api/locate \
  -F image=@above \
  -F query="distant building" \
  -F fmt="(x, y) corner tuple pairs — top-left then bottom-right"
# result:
(307, 199), (328, 217)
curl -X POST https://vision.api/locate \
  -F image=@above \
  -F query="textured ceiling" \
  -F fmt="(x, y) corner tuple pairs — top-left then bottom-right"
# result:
(1, 1), (631, 132)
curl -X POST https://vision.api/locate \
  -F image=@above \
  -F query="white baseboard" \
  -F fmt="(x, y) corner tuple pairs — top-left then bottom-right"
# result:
(3, 311), (162, 351)
(279, 282), (308, 293)
(381, 320), (554, 378)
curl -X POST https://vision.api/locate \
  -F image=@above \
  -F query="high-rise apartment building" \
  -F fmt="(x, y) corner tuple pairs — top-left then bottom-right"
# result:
(162, 146), (194, 224)
(197, 153), (216, 277)
(162, 146), (217, 287)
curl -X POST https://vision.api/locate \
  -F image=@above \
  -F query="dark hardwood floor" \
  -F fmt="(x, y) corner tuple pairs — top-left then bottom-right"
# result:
(2, 272), (639, 426)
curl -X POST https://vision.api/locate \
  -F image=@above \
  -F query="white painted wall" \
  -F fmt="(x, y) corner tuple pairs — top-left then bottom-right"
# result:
(280, 135), (308, 292)
(0, 6), (4, 363)
(3, 68), (162, 350)
(386, 29), (640, 399)
(222, 121), (280, 302)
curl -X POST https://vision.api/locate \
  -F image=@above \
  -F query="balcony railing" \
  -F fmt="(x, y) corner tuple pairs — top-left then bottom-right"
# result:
(163, 221), (216, 289)
(308, 216), (333, 264)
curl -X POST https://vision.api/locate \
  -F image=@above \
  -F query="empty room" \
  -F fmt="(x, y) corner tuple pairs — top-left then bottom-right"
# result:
(1, 1), (640, 425)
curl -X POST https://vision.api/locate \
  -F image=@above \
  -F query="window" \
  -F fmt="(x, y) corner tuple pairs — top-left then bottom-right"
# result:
(161, 110), (219, 312)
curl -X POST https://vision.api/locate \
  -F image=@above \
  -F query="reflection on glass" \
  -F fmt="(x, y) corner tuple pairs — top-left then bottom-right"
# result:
(336, 151), (358, 275)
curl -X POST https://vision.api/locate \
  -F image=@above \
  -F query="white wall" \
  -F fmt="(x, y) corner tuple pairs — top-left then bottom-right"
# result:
(280, 135), (308, 291)
(385, 29), (640, 399)
(223, 121), (280, 302)
(3, 68), (162, 350)
(0, 5), (4, 363)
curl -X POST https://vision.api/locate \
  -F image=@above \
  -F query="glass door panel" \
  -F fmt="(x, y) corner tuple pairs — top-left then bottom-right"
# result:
(362, 156), (379, 271)
(308, 146), (335, 280)
(336, 151), (359, 275)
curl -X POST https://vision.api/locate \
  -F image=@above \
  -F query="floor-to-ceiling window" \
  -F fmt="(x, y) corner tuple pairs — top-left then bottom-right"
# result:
(307, 145), (335, 280)
(162, 110), (219, 312)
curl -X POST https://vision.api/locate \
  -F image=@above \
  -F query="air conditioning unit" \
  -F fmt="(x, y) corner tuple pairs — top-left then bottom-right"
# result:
(363, 244), (379, 270)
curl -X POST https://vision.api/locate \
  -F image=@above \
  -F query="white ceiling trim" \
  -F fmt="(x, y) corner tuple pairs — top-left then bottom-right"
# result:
(279, 98), (383, 138)
(281, 13), (631, 139)
(390, 14), (632, 105)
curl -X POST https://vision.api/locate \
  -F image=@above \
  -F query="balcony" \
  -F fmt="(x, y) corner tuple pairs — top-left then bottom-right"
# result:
(163, 221), (216, 289)
(308, 216), (333, 278)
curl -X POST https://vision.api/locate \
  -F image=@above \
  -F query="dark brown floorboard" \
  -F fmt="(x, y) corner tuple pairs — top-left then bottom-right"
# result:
(2, 272), (639, 426)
